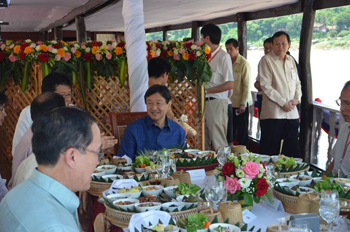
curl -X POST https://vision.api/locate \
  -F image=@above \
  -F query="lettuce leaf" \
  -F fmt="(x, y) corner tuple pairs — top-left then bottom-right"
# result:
(186, 213), (207, 232)
(135, 156), (151, 166)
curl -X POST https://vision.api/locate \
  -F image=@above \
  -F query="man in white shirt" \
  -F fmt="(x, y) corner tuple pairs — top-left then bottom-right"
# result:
(200, 23), (234, 150)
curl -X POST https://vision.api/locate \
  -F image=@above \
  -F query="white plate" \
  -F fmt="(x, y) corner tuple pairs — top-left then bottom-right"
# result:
(113, 198), (139, 211)
(142, 185), (164, 196)
(161, 202), (185, 212)
(290, 175), (312, 186)
(209, 223), (241, 232)
(98, 164), (117, 174)
(298, 187), (316, 194)
(135, 202), (162, 212)
(335, 178), (350, 186)
(184, 149), (201, 155)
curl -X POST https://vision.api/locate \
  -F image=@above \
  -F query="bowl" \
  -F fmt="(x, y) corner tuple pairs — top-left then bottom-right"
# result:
(254, 154), (271, 163)
(145, 165), (163, 173)
(113, 198), (139, 211)
(135, 202), (162, 212)
(184, 149), (201, 155)
(98, 165), (117, 174)
(142, 185), (164, 196)
(106, 193), (130, 204)
(135, 167), (146, 174)
(102, 174), (123, 182)
(118, 186), (142, 199)
(209, 223), (240, 232)
(145, 225), (180, 232)
(294, 158), (303, 164)
(312, 177), (323, 184)
(161, 202), (185, 212)
(176, 195), (201, 208)
(271, 155), (288, 163)
(335, 178), (350, 186)
(276, 178), (300, 188)
(91, 167), (106, 177)
(298, 187), (316, 194)
(118, 165), (133, 171)
(164, 185), (178, 198)
(135, 173), (149, 181)
(290, 175), (312, 186)
(197, 151), (215, 158)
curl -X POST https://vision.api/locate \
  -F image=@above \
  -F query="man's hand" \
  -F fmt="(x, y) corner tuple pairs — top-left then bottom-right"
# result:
(101, 132), (118, 149)
(291, 99), (299, 107)
(282, 101), (295, 112)
(254, 81), (262, 92)
(238, 104), (246, 114)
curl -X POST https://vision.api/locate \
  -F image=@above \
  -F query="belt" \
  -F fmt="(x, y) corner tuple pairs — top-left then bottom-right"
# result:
(205, 97), (216, 101)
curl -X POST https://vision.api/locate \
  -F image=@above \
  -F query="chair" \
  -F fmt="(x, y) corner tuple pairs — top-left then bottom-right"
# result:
(109, 111), (148, 155)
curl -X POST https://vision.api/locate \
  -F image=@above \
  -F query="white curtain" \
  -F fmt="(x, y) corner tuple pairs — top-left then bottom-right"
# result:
(122, 0), (148, 112)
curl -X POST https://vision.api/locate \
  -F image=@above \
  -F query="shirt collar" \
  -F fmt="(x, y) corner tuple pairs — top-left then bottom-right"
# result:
(211, 46), (221, 54)
(234, 53), (242, 65)
(30, 168), (79, 214)
(271, 50), (290, 61)
(145, 115), (171, 130)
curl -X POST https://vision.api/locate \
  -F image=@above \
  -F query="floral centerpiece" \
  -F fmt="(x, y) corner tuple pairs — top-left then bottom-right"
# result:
(217, 153), (272, 206)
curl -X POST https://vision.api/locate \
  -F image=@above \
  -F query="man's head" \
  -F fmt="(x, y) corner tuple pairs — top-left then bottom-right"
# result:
(272, 31), (291, 59)
(263, 37), (273, 55)
(148, 57), (171, 85)
(0, 92), (8, 126)
(32, 107), (101, 191)
(144, 85), (171, 125)
(225, 39), (239, 60)
(200, 23), (221, 46)
(30, 92), (66, 121)
(339, 81), (350, 122)
(41, 72), (73, 105)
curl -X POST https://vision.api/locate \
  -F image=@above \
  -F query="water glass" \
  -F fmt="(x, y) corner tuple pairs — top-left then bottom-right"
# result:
(217, 146), (230, 167)
(205, 182), (224, 210)
(319, 191), (340, 231)
(288, 219), (309, 232)
(169, 157), (177, 173)
(266, 164), (277, 186)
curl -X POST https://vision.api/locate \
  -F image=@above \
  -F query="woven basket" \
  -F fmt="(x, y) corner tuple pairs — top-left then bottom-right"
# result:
(202, 208), (223, 223)
(88, 181), (112, 197)
(266, 225), (288, 232)
(173, 170), (191, 184)
(104, 203), (198, 227)
(218, 202), (243, 226)
(296, 193), (320, 214)
(278, 166), (310, 178)
(272, 189), (299, 214)
(161, 178), (180, 186)
(232, 145), (246, 155)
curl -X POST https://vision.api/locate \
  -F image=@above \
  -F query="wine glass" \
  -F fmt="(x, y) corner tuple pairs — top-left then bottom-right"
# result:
(169, 157), (177, 174)
(217, 146), (230, 167)
(205, 182), (224, 210)
(288, 219), (309, 232)
(266, 164), (277, 186)
(319, 191), (340, 231)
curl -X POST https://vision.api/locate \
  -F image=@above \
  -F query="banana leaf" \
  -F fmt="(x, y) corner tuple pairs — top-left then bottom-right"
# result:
(21, 61), (31, 92)
(41, 61), (51, 78)
(84, 61), (94, 89)
(117, 59), (127, 87)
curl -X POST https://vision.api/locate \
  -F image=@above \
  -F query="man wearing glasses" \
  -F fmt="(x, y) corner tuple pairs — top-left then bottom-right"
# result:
(258, 31), (302, 158)
(0, 107), (101, 231)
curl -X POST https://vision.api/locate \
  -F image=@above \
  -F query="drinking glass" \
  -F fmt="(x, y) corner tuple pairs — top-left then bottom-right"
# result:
(169, 157), (177, 174)
(288, 219), (309, 232)
(266, 164), (277, 186)
(205, 182), (224, 210)
(319, 191), (340, 231)
(217, 146), (230, 167)
(149, 172), (161, 185)
(218, 180), (227, 202)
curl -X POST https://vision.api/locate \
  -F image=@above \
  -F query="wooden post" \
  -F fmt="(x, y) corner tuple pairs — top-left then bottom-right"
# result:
(54, 26), (63, 41)
(75, 15), (87, 43)
(163, 26), (168, 41)
(237, 13), (247, 58)
(43, 31), (49, 41)
(201, 84), (205, 150)
(299, 0), (316, 162)
(191, 21), (200, 42)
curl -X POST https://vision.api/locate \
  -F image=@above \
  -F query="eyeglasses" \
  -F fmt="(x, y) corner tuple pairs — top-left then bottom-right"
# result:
(58, 92), (72, 99)
(264, 47), (272, 51)
(336, 99), (350, 107)
(76, 146), (104, 161)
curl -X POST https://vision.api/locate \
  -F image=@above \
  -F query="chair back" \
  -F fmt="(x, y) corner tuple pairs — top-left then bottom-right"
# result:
(109, 111), (148, 155)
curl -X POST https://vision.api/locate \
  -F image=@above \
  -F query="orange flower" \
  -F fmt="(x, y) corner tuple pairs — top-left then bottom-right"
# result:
(182, 53), (189, 60)
(60, 40), (68, 46)
(57, 48), (65, 57)
(74, 50), (81, 58)
(5, 46), (9, 52)
(39, 45), (48, 52)
(150, 50), (155, 57)
(205, 46), (210, 54)
(24, 47), (33, 54)
(114, 47), (123, 55)
(167, 50), (174, 57)
(92, 46), (99, 55)
(13, 45), (21, 54)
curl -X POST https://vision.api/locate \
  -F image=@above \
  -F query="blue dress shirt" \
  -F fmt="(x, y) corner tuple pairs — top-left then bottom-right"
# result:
(0, 169), (80, 232)
(117, 115), (186, 160)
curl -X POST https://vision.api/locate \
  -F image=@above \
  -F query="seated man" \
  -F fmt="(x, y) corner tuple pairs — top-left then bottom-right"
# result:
(0, 107), (101, 231)
(0, 92), (8, 203)
(117, 85), (186, 160)
(8, 92), (66, 189)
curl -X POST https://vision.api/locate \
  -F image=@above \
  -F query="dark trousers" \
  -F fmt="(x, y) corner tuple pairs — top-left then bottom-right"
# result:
(231, 104), (249, 147)
(257, 94), (262, 118)
(260, 119), (300, 158)
(227, 104), (233, 144)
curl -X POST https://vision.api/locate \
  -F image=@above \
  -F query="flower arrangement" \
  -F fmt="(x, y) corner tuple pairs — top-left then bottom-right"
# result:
(217, 153), (272, 206)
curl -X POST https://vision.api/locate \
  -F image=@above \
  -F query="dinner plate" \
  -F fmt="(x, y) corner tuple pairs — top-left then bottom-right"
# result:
(335, 178), (350, 186)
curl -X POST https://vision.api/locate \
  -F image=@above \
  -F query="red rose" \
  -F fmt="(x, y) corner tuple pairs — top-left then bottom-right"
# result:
(19, 52), (26, 60)
(222, 162), (235, 177)
(160, 50), (167, 58)
(117, 41), (125, 48)
(206, 53), (211, 61)
(146, 42), (151, 50)
(147, 52), (152, 60)
(185, 42), (193, 49)
(255, 178), (269, 197)
(260, 161), (267, 176)
(38, 53), (50, 63)
(84, 53), (93, 62)
(92, 41), (102, 47)
(189, 51), (196, 60)
(156, 43), (161, 49)
(53, 43), (61, 49)
(0, 52), (5, 62)
(20, 43), (27, 51)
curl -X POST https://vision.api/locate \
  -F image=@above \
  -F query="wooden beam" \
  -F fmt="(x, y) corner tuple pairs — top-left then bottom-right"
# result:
(245, 2), (302, 21)
(191, 21), (200, 42)
(162, 26), (168, 41)
(145, 23), (192, 33)
(237, 13), (247, 59)
(315, 0), (350, 10)
(299, 0), (316, 162)
(75, 15), (87, 43)
(54, 26), (63, 41)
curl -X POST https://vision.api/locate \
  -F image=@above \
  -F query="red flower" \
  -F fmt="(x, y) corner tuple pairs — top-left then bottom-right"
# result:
(222, 162), (235, 177)
(260, 161), (267, 176)
(0, 52), (5, 62)
(189, 51), (196, 60)
(53, 43), (61, 49)
(19, 52), (26, 60)
(160, 50), (167, 58)
(255, 178), (269, 197)
(146, 42), (151, 50)
(92, 41), (102, 47)
(156, 43), (161, 49)
(117, 41), (125, 48)
(20, 43), (27, 51)
(185, 42), (193, 49)
(206, 53), (211, 61)
(84, 53), (93, 62)
(147, 52), (152, 60)
(38, 53), (50, 63)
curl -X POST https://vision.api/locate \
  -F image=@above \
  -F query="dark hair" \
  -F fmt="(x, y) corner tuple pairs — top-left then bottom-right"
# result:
(144, 85), (171, 104)
(200, 23), (221, 45)
(183, 38), (193, 42)
(41, 72), (72, 93)
(148, 57), (171, 78)
(225, 38), (239, 48)
(30, 92), (66, 121)
(32, 107), (96, 166)
(264, 37), (273, 45)
(0, 92), (8, 105)
(272, 31), (291, 44)
(343, 81), (350, 90)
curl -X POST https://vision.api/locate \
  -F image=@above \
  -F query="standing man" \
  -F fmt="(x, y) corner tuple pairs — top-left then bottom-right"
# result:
(254, 37), (273, 117)
(201, 23), (234, 150)
(225, 39), (253, 147)
(0, 92), (8, 203)
(258, 31), (302, 158)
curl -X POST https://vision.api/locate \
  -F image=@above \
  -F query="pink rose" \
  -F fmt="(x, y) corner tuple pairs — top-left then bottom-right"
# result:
(1, 44), (5, 50)
(106, 53), (112, 60)
(47, 45), (53, 52)
(71, 47), (76, 53)
(30, 43), (36, 48)
(95, 53), (101, 61)
(243, 161), (260, 179)
(111, 39), (117, 43)
(173, 54), (180, 60)
(63, 52), (71, 61)
(81, 45), (86, 49)
(107, 44), (113, 51)
(9, 53), (17, 62)
(163, 45), (168, 50)
(196, 41), (203, 46)
(224, 176), (241, 194)
(180, 49), (186, 54)
(55, 54), (61, 61)
(9, 44), (14, 49)
(37, 41), (44, 45)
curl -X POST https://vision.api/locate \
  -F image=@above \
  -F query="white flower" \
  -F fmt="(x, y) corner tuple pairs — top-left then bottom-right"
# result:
(259, 164), (265, 174)
(162, 41), (169, 46)
(85, 47), (91, 53)
(25, 39), (32, 43)
(179, 114), (188, 122)
(236, 169), (245, 178)
(74, 44), (80, 49)
(52, 48), (58, 54)
(112, 42), (117, 48)
(174, 49), (179, 55)
(241, 156), (249, 166)
(156, 49), (161, 56)
(35, 45), (41, 51)
(196, 51), (201, 57)
(51, 40), (57, 44)
(238, 178), (251, 188)
(63, 47), (68, 52)
(191, 45), (197, 50)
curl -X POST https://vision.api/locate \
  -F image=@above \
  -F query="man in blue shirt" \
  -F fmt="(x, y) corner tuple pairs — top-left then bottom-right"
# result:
(117, 85), (186, 160)
(0, 107), (102, 232)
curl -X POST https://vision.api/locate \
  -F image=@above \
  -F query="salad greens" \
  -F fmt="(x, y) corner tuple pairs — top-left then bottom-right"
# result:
(275, 157), (296, 169)
(314, 177), (344, 193)
(186, 213), (207, 232)
(178, 183), (201, 195)
(135, 155), (151, 166)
